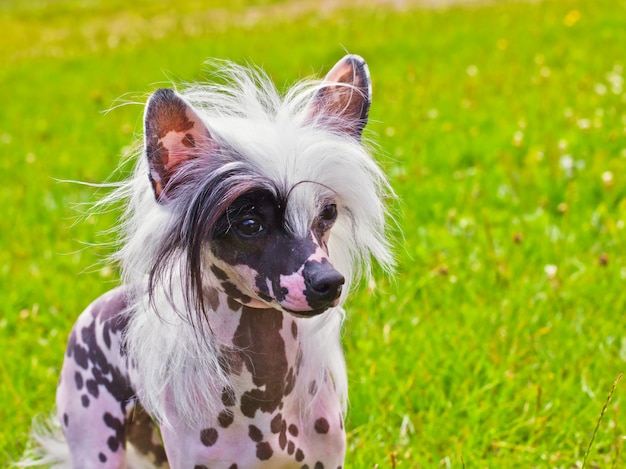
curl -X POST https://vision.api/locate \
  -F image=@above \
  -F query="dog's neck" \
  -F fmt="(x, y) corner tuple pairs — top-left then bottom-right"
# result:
(203, 285), (310, 418)
(128, 277), (346, 427)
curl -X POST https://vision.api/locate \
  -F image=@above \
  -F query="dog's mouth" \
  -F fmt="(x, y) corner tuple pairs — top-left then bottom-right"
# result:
(282, 306), (332, 318)
(229, 296), (335, 318)
(216, 287), (334, 318)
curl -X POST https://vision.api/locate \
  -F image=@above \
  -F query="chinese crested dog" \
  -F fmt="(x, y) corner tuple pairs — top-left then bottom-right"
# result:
(20, 54), (392, 469)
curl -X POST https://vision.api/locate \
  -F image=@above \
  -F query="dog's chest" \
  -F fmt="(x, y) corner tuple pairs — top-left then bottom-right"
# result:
(159, 303), (346, 468)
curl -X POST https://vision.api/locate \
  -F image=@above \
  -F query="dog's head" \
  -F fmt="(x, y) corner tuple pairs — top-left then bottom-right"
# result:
(134, 55), (390, 319)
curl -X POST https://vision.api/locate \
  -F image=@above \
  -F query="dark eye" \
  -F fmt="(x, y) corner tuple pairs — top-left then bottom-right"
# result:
(320, 204), (337, 222)
(234, 218), (263, 237)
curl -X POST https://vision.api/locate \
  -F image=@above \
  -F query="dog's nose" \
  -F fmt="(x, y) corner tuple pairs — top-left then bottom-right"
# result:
(303, 260), (345, 308)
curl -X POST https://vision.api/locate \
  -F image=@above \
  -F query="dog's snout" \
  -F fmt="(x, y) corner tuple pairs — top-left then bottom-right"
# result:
(304, 260), (345, 306)
(310, 270), (345, 299)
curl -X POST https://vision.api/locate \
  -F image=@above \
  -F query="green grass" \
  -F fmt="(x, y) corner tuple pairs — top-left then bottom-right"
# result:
(2, 0), (626, 466)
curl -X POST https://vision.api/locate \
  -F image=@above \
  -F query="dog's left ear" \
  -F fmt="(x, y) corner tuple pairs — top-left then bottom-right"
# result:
(144, 88), (215, 202)
(306, 54), (371, 140)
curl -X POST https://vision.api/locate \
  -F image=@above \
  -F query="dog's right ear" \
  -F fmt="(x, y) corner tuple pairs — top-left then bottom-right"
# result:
(144, 88), (215, 202)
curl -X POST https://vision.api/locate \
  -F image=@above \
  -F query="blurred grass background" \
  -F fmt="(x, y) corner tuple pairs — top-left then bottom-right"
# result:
(1, 0), (626, 466)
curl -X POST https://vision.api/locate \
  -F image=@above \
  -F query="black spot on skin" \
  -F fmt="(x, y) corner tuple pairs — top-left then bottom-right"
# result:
(279, 419), (287, 449)
(284, 367), (296, 396)
(271, 413), (282, 433)
(86, 379), (99, 398)
(107, 436), (120, 452)
(302, 466), (310, 469)
(221, 280), (252, 304)
(227, 295), (242, 312)
(81, 395), (90, 408)
(74, 372), (83, 390)
(248, 425), (263, 442)
(200, 428), (218, 447)
(288, 440), (295, 455)
(339, 413), (344, 430)
(98, 452), (107, 463)
(194, 466), (208, 469)
(309, 380), (317, 395)
(314, 417), (330, 434)
(275, 285), (289, 302)
(222, 387), (236, 407)
(72, 342), (89, 370)
(218, 409), (234, 428)
(256, 441), (273, 460)
(103, 412), (125, 454)
(204, 286), (221, 311)
(210, 265), (229, 281)
(291, 320), (298, 339)
(63, 413), (69, 427)
(288, 424), (299, 437)
(295, 448), (305, 462)
(229, 465), (238, 469)
(315, 463), (325, 469)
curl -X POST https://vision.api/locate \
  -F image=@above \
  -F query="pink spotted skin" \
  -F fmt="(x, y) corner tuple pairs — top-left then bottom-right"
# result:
(57, 286), (345, 468)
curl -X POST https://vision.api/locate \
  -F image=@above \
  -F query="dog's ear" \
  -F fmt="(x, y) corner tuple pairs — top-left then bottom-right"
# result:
(144, 88), (215, 202)
(306, 54), (371, 140)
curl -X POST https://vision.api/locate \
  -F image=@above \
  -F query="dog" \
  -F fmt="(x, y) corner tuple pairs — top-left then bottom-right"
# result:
(19, 54), (392, 469)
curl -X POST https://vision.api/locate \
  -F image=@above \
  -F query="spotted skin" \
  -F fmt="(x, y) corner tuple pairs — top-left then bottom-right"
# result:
(56, 288), (134, 468)
(155, 299), (346, 468)
(57, 285), (346, 468)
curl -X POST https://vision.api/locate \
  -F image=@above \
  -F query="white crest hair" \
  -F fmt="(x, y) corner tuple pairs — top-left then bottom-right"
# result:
(104, 60), (394, 426)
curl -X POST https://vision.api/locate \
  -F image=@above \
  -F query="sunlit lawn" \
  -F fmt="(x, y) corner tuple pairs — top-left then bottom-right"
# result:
(1, 0), (626, 466)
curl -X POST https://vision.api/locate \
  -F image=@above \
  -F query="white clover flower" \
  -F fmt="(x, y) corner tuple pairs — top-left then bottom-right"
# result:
(560, 154), (574, 177)
(545, 264), (558, 279)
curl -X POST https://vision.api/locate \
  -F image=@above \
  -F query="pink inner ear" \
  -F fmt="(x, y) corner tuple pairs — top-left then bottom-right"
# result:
(305, 55), (371, 138)
(158, 111), (205, 172)
(144, 89), (214, 201)
(326, 60), (356, 85)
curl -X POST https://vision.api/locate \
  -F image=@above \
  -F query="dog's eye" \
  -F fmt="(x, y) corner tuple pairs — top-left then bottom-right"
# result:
(319, 204), (338, 222)
(234, 218), (263, 237)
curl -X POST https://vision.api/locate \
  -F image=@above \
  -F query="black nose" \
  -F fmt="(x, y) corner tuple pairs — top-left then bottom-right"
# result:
(303, 260), (345, 309)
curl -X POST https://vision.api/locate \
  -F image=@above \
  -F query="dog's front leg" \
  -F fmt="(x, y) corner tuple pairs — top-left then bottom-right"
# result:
(56, 289), (134, 468)
(157, 401), (219, 469)
(158, 406), (239, 469)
